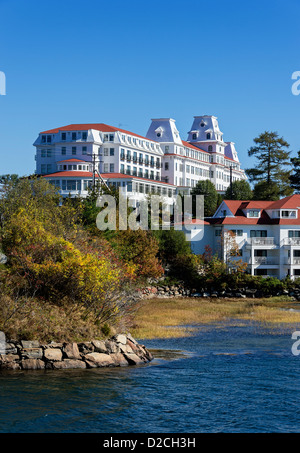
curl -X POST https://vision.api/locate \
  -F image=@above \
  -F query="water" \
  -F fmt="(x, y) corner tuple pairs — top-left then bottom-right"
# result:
(1, 321), (300, 433)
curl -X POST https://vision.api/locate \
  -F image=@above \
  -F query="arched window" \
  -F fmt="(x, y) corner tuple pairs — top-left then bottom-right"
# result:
(208, 145), (213, 152)
(192, 133), (197, 140)
(206, 133), (211, 140)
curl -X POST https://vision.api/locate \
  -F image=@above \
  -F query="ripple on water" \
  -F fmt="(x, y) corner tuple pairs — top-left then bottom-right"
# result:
(0, 321), (300, 433)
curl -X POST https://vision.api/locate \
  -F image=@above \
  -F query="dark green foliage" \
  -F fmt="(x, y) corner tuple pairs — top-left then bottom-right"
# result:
(245, 131), (292, 197)
(191, 179), (218, 217)
(252, 180), (280, 201)
(224, 180), (253, 200)
(290, 150), (300, 193)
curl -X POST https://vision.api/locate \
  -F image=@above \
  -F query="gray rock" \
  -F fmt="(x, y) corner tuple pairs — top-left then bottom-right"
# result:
(21, 340), (40, 349)
(114, 334), (127, 345)
(84, 352), (114, 368)
(44, 348), (63, 362)
(119, 343), (134, 354)
(21, 348), (43, 360)
(105, 340), (120, 354)
(62, 342), (81, 360)
(0, 253), (7, 264)
(77, 342), (94, 354)
(52, 359), (86, 370)
(91, 340), (107, 353)
(123, 353), (144, 365)
(21, 359), (45, 370)
(110, 353), (129, 367)
(126, 333), (138, 345)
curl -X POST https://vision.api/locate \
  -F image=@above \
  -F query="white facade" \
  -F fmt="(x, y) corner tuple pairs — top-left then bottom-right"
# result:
(186, 195), (300, 280)
(33, 115), (246, 202)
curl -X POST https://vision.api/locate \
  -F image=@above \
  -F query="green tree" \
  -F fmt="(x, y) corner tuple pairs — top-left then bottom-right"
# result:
(245, 131), (292, 196)
(224, 179), (253, 200)
(252, 180), (280, 201)
(290, 150), (300, 193)
(191, 179), (218, 217)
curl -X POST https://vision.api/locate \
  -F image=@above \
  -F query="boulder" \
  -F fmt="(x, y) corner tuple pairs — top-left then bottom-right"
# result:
(91, 340), (107, 353)
(21, 359), (45, 370)
(21, 348), (43, 360)
(52, 359), (86, 370)
(21, 340), (40, 349)
(84, 352), (115, 368)
(0, 253), (7, 264)
(123, 353), (145, 365)
(105, 340), (120, 354)
(77, 342), (94, 354)
(43, 348), (63, 362)
(110, 353), (129, 367)
(114, 334), (127, 345)
(62, 342), (81, 360)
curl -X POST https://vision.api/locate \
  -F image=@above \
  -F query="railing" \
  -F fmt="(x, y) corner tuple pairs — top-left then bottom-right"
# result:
(249, 257), (279, 265)
(285, 258), (300, 265)
(281, 238), (300, 246)
(247, 237), (276, 246)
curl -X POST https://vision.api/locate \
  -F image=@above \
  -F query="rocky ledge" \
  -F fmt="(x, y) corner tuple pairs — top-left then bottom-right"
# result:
(0, 333), (153, 371)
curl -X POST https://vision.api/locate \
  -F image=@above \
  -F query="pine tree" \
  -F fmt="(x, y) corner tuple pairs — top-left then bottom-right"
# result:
(290, 151), (300, 193)
(245, 131), (292, 197)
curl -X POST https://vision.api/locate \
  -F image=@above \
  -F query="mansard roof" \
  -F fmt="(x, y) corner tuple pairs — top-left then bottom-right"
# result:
(40, 123), (158, 143)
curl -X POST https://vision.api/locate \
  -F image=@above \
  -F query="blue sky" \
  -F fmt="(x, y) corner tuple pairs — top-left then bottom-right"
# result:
(1, 0), (300, 175)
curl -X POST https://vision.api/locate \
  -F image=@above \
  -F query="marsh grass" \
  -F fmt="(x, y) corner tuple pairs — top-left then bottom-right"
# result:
(131, 296), (300, 339)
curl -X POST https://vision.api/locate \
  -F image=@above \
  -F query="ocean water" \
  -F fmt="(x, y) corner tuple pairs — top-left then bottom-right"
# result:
(0, 321), (300, 433)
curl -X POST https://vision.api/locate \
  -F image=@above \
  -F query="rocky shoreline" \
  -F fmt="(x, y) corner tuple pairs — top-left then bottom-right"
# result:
(139, 284), (300, 300)
(0, 333), (153, 371)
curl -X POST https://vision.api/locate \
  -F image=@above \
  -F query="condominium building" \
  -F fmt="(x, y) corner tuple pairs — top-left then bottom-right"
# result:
(33, 115), (246, 204)
(187, 195), (300, 280)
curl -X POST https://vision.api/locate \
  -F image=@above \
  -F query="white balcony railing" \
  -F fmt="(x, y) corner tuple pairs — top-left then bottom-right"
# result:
(247, 237), (276, 246)
(281, 238), (300, 246)
(285, 258), (300, 265)
(249, 257), (279, 265)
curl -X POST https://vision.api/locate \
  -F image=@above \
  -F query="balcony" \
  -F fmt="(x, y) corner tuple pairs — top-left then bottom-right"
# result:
(246, 237), (276, 247)
(249, 257), (279, 265)
(285, 258), (300, 265)
(281, 238), (300, 247)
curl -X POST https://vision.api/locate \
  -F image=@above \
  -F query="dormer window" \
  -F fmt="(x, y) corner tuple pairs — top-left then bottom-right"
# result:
(192, 133), (197, 140)
(248, 210), (260, 218)
(206, 133), (211, 140)
(282, 210), (296, 218)
(201, 122), (205, 127)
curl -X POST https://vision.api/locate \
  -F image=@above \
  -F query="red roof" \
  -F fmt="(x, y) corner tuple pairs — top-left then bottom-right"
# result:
(40, 123), (158, 144)
(42, 171), (175, 186)
(209, 195), (300, 225)
(43, 171), (97, 178)
(268, 194), (300, 209)
(103, 173), (175, 186)
(57, 158), (89, 163)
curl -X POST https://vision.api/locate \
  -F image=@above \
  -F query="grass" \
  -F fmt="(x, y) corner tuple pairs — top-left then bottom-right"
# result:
(131, 296), (300, 340)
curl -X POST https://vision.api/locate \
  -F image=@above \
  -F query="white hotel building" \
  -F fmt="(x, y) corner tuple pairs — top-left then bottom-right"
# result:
(187, 195), (300, 280)
(33, 115), (246, 204)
